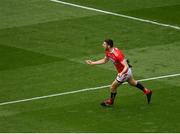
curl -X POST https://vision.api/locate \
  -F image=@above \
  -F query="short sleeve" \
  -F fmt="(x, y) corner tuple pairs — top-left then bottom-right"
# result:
(117, 50), (124, 62)
(118, 54), (124, 62)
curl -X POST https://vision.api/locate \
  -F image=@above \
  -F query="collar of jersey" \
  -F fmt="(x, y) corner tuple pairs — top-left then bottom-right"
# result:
(110, 48), (115, 53)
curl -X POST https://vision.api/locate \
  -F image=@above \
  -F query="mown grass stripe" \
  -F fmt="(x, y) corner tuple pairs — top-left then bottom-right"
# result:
(0, 73), (180, 106)
(50, 0), (180, 30)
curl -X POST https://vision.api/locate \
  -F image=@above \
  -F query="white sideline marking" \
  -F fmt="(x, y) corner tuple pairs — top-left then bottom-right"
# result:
(50, 0), (180, 30)
(0, 73), (180, 106)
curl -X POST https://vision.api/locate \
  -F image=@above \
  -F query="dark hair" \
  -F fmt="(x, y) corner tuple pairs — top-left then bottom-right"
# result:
(104, 39), (113, 48)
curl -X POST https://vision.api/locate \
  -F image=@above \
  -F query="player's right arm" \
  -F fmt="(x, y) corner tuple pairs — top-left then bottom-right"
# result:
(85, 56), (109, 65)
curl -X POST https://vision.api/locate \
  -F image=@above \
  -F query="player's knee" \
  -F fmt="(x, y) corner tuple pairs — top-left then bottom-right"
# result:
(129, 80), (137, 87)
(110, 85), (117, 92)
(110, 85), (114, 90)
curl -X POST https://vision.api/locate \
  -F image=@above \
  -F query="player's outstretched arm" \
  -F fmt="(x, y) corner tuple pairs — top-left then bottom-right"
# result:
(85, 56), (108, 65)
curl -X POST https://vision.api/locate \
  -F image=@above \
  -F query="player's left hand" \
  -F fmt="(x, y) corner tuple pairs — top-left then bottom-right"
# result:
(118, 73), (123, 77)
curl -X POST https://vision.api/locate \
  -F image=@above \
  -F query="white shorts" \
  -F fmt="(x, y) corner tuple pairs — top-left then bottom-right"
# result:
(116, 68), (133, 83)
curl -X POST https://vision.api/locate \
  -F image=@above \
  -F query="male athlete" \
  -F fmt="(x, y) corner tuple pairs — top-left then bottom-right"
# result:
(86, 39), (152, 106)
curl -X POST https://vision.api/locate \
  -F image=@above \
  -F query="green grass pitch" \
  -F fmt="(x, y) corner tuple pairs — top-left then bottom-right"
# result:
(0, 0), (180, 132)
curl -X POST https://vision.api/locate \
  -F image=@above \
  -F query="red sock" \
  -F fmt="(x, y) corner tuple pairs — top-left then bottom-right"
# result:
(143, 89), (150, 94)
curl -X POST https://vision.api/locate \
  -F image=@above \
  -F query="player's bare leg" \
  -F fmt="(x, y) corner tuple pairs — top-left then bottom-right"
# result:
(101, 80), (121, 106)
(127, 76), (152, 104)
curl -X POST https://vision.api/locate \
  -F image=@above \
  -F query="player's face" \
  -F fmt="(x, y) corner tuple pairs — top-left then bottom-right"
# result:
(102, 42), (108, 49)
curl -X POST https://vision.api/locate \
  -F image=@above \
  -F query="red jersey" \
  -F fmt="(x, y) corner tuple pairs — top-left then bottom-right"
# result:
(105, 47), (126, 73)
